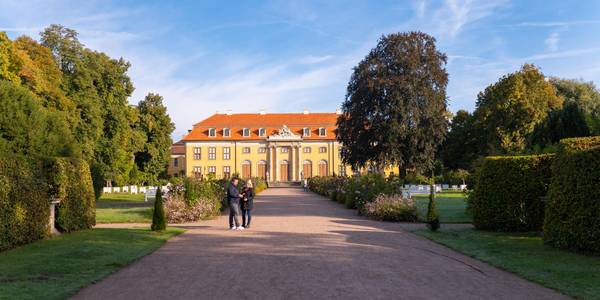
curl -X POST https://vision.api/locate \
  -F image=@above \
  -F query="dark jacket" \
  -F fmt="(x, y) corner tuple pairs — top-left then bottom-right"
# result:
(227, 183), (241, 205)
(241, 187), (254, 210)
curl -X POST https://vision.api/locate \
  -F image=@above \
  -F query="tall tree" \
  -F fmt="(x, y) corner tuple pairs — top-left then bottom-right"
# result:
(550, 78), (600, 134)
(337, 32), (449, 175)
(440, 110), (481, 170)
(472, 64), (562, 154)
(134, 93), (175, 184)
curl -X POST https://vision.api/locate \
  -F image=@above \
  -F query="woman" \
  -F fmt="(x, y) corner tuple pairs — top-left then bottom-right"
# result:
(240, 180), (254, 229)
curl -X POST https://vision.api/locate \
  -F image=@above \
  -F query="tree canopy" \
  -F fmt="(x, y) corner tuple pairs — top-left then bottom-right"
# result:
(337, 32), (449, 175)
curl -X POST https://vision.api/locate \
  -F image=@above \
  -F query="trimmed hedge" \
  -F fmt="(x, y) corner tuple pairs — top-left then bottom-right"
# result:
(469, 154), (554, 231)
(45, 158), (96, 232)
(543, 137), (600, 253)
(0, 157), (50, 251)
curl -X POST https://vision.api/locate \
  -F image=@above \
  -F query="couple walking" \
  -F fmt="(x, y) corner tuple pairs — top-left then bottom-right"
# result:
(226, 178), (254, 230)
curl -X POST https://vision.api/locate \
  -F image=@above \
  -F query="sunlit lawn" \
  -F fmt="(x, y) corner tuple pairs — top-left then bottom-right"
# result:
(414, 192), (471, 223)
(416, 228), (600, 299)
(96, 193), (153, 223)
(0, 228), (183, 300)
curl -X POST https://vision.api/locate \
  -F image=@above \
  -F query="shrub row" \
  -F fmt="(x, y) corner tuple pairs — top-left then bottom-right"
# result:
(469, 154), (554, 232)
(543, 137), (600, 253)
(309, 174), (417, 222)
(0, 157), (50, 251)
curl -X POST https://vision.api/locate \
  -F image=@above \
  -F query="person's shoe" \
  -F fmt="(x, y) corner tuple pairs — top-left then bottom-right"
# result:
(245, 224), (250, 229)
(230, 226), (236, 230)
(236, 226), (245, 230)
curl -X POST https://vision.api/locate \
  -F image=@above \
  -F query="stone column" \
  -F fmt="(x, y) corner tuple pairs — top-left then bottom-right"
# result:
(274, 145), (278, 181)
(298, 144), (303, 180)
(290, 146), (295, 181)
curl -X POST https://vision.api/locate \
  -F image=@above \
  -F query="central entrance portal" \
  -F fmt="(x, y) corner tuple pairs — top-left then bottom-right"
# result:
(280, 160), (289, 182)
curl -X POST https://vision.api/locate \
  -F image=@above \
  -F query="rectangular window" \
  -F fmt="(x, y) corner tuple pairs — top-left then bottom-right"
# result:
(303, 128), (311, 137)
(303, 147), (311, 153)
(258, 147), (267, 153)
(319, 147), (327, 153)
(193, 166), (202, 178)
(339, 165), (346, 177)
(223, 166), (231, 179)
(319, 128), (326, 136)
(208, 147), (216, 160)
(223, 128), (230, 137)
(243, 147), (251, 154)
(208, 128), (216, 137)
(208, 166), (216, 175)
(173, 158), (178, 167)
(243, 128), (250, 137)
(223, 147), (230, 160)
(281, 147), (289, 153)
(258, 128), (266, 137)
(193, 147), (201, 160)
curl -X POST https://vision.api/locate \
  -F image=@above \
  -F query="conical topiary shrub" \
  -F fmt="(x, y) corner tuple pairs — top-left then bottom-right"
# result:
(151, 187), (167, 231)
(426, 183), (440, 231)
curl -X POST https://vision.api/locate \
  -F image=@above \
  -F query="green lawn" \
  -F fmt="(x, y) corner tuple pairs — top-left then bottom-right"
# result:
(0, 228), (183, 300)
(96, 193), (153, 223)
(414, 192), (471, 223)
(415, 228), (600, 300)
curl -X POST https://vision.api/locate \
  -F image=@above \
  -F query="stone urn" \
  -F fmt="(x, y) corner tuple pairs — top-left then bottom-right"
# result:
(49, 196), (61, 235)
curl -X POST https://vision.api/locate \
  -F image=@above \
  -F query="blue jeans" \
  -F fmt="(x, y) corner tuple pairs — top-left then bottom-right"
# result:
(242, 209), (252, 226)
(229, 202), (241, 228)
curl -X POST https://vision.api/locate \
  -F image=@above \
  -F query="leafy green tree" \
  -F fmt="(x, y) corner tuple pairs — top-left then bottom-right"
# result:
(337, 32), (449, 175)
(440, 110), (481, 170)
(0, 32), (22, 83)
(134, 93), (175, 184)
(151, 188), (167, 231)
(473, 64), (562, 154)
(528, 102), (591, 150)
(550, 78), (600, 135)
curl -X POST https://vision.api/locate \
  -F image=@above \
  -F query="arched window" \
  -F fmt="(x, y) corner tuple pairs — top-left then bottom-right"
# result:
(241, 160), (252, 179)
(302, 160), (313, 179)
(257, 160), (267, 180)
(318, 160), (328, 177)
(280, 160), (290, 181)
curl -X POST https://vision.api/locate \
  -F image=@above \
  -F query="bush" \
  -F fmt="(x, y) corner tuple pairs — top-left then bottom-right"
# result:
(165, 178), (223, 223)
(469, 154), (554, 232)
(45, 157), (95, 233)
(0, 157), (50, 251)
(443, 169), (470, 185)
(543, 137), (600, 253)
(151, 188), (167, 231)
(363, 194), (418, 222)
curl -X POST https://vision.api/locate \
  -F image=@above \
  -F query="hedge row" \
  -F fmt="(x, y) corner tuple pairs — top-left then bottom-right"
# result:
(543, 137), (600, 253)
(0, 158), (50, 251)
(469, 154), (554, 231)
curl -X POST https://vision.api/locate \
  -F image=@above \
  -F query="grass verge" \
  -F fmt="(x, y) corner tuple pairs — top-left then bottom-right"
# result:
(96, 193), (153, 223)
(0, 228), (183, 299)
(415, 228), (600, 299)
(414, 192), (471, 223)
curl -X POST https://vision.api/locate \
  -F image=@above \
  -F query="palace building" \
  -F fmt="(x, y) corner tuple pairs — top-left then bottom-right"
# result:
(175, 111), (351, 182)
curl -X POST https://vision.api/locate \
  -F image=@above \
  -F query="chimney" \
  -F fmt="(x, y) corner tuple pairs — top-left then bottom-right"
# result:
(226, 110), (232, 116)
(335, 108), (342, 115)
(303, 108), (309, 115)
(187, 129), (192, 133)
(259, 109), (266, 115)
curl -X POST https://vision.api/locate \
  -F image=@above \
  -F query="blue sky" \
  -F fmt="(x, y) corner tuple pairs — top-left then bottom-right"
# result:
(2, 0), (600, 139)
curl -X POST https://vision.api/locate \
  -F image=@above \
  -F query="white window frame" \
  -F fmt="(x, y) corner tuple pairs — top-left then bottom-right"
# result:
(193, 147), (201, 160)
(258, 128), (266, 137)
(303, 147), (311, 153)
(318, 127), (326, 137)
(223, 128), (231, 137)
(243, 147), (251, 154)
(208, 128), (216, 137)
(208, 166), (216, 175)
(223, 166), (231, 179)
(208, 147), (216, 160)
(303, 127), (311, 137)
(223, 147), (231, 160)
(281, 147), (289, 153)
(258, 147), (267, 153)
(243, 128), (250, 137)
(319, 146), (327, 153)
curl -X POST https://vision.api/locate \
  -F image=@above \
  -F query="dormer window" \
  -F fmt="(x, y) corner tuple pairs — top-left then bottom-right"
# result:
(303, 128), (311, 137)
(319, 128), (326, 136)
(258, 128), (266, 137)
(223, 128), (231, 137)
(208, 128), (216, 137)
(242, 128), (250, 137)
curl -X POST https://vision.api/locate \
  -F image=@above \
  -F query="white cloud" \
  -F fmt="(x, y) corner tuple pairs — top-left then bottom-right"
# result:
(544, 32), (560, 51)
(299, 55), (334, 64)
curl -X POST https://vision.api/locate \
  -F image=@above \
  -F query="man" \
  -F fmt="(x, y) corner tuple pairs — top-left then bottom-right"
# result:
(227, 178), (244, 230)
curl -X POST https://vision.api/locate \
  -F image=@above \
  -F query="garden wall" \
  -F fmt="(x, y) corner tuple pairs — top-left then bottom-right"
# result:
(469, 154), (554, 232)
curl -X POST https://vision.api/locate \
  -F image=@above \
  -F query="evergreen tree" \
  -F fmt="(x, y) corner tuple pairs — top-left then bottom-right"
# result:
(440, 110), (482, 170)
(337, 32), (449, 175)
(134, 93), (175, 184)
(151, 188), (167, 231)
(426, 181), (440, 231)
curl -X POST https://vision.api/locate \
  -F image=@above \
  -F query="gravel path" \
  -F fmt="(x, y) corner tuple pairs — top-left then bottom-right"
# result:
(75, 188), (567, 300)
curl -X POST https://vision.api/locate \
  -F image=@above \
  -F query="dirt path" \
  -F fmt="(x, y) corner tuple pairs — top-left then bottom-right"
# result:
(74, 188), (567, 300)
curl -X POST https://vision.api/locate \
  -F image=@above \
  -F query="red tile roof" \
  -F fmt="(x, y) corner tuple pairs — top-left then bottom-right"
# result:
(182, 113), (339, 141)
